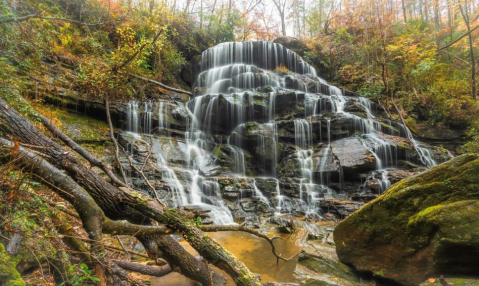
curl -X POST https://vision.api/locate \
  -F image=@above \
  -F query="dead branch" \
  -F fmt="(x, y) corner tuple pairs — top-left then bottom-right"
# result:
(438, 24), (479, 51)
(129, 73), (192, 96)
(118, 142), (164, 206)
(391, 101), (427, 166)
(111, 259), (172, 277)
(102, 219), (173, 236)
(137, 234), (226, 286)
(104, 97), (129, 185)
(108, 262), (148, 286)
(0, 14), (105, 26)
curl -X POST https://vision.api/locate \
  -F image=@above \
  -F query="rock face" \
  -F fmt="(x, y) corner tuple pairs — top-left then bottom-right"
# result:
(334, 154), (479, 286)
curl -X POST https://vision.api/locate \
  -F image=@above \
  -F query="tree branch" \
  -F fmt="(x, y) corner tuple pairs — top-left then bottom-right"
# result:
(104, 96), (129, 185)
(438, 24), (479, 51)
(129, 73), (192, 96)
(0, 14), (105, 26)
(102, 219), (173, 236)
(108, 262), (148, 286)
(111, 29), (164, 73)
(0, 100), (263, 286)
(111, 259), (172, 277)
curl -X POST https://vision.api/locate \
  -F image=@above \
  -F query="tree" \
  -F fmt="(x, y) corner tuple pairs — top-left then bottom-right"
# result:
(459, 1), (477, 100)
(271, 0), (289, 36)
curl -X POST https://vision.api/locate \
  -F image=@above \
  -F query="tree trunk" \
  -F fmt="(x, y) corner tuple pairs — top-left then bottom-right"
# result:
(401, 0), (407, 22)
(138, 235), (225, 286)
(459, 4), (477, 100)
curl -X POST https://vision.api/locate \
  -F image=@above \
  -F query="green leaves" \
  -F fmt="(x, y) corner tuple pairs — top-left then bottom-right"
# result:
(59, 263), (100, 286)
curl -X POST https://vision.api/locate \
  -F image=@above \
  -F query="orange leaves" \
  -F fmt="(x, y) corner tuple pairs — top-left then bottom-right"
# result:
(11, 141), (20, 158)
(6, 190), (18, 200)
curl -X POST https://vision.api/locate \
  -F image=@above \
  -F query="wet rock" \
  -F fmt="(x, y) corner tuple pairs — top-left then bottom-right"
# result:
(350, 192), (378, 202)
(320, 200), (363, 218)
(410, 122), (468, 151)
(312, 145), (340, 183)
(322, 212), (338, 221)
(292, 220), (327, 239)
(386, 169), (421, 184)
(331, 137), (375, 177)
(222, 185), (240, 199)
(254, 178), (278, 197)
(293, 229), (361, 286)
(334, 154), (479, 286)
(199, 164), (222, 177)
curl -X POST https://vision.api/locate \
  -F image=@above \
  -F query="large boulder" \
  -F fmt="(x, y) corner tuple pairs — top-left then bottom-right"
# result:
(334, 154), (479, 286)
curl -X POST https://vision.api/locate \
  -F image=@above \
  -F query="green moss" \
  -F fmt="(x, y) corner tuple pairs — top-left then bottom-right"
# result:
(0, 243), (26, 286)
(405, 117), (419, 135)
(334, 154), (479, 284)
(407, 204), (445, 227)
(374, 270), (385, 277)
(213, 145), (223, 157)
(380, 122), (399, 133)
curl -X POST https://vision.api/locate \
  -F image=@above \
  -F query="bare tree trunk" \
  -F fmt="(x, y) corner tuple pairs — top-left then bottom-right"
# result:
(459, 3), (477, 100)
(401, 0), (407, 22)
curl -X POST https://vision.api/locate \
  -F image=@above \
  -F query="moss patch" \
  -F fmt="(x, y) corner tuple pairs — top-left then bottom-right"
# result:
(0, 243), (25, 286)
(334, 154), (479, 285)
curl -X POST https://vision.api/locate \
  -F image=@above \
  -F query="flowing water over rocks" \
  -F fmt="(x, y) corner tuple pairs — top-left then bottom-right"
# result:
(116, 41), (450, 225)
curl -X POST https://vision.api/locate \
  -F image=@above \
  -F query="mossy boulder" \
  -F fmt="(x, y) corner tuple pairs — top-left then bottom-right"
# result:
(0, 243), (25, 286)
(334, 154), (479, 286)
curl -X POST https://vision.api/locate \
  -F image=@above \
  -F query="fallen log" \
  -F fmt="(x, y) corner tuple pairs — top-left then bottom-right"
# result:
(0, 100), (263, 286)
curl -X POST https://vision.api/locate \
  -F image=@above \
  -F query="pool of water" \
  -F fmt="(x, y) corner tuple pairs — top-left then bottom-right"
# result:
(151, 229), (301, 285)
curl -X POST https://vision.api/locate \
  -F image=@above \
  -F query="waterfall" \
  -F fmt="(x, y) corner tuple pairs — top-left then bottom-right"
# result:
(119, 41), (448, 223)
(126, 101), (139, 133)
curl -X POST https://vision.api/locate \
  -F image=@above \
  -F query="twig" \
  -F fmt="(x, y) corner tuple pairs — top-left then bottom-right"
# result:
(115, 235), (129, 258)
(128, 73), (192, 96)
(104, 97), (129, 185)
(200, 225), (301, 264)
(118, 142), (166, 207)
(140, 136), (152, 172)
(111, 29), (164, 73)
(438, 24), (479, 51)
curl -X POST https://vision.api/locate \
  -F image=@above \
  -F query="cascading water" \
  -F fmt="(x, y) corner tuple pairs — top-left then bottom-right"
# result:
(120, 41), (449, 223)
